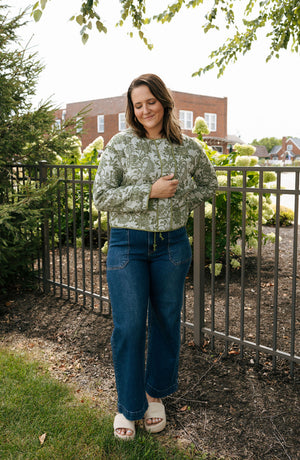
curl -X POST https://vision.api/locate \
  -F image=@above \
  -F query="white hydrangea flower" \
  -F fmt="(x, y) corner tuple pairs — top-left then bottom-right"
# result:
(245, 226), (256, 236)
(231, 175), (244, 187)
(209, 263), (223, 276)
(205, 202), (213, 219)
(247, 193), (259, 207)
(231, 244), (242, 256)
(67, 197), (74, 209)
(101, 241), (109, 255)
(235, 156), (251, 167)
(248, 237), (258, 249)
(217, 175), (228, 186)
(100, 211), (108, 232)
(267, 232), (276, 243)
(91, 203), (99, 220)
(230, 258), (241, 269)
(263, 171), (277, 183)
(249, 156), (258, 166)
(234, 143), (256, 156)
(262, 203), (274, 220)
(192, 117), (210, 135)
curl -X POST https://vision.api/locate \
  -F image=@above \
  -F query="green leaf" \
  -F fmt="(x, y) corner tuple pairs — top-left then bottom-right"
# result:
(82, 33), (89, 44)
(33, 9), (42, 22)
(40, 0), (47, 10)
(76, 14), (84, 25)
(96, 20), (107, 33)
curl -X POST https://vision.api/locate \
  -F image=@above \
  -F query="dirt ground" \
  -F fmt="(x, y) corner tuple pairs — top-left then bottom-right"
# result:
(0, 226), (299, 459)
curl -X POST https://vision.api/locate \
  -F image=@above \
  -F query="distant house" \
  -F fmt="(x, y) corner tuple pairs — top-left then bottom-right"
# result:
(253, 145), (270, 163)
(226, 134), (245, 153)
(55, 90), (229, 153)
(270, 137), (300, 164)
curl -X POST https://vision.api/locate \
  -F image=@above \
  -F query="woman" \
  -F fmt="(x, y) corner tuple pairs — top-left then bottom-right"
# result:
(93, 74), (218, 440)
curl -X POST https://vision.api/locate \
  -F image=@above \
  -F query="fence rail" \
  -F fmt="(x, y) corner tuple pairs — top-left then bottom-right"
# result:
(3, 163), (299, 375)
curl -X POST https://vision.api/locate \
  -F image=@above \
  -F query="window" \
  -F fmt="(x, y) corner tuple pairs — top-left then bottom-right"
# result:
(55, 119), (61, 129)
(62, 109), (66, 122)
(97, 114), (104, 133)
(204, 113), (217, 132)
(119, 113), (126, 131)
(287, 144), (293, 151)
(179, 110), (193, 130)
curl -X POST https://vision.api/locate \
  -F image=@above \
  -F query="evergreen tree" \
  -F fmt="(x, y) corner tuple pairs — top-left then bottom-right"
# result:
(0, 3), (83, 165)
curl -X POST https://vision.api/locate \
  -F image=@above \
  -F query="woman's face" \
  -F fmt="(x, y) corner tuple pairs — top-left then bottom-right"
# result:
(131, 85), (164, 138)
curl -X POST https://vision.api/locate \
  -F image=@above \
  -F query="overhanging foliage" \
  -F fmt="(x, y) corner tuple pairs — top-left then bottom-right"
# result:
(32, 0), (300, 76)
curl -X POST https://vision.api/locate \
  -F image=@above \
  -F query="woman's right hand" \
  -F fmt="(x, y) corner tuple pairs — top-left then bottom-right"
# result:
(149, 174), (179, 199)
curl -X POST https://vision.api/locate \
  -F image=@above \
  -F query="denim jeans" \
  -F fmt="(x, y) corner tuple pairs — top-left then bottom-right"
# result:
(106, 227), (192, 421)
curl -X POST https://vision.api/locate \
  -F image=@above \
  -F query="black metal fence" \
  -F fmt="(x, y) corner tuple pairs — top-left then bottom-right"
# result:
(3, 163), (299, 374)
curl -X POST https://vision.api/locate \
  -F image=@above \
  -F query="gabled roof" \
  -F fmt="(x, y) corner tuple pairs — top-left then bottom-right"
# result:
(288, 137), (300, 148)
(226, 135), (245, 145)
(254, 145), (269, 157)
(270, 145), (281, 155)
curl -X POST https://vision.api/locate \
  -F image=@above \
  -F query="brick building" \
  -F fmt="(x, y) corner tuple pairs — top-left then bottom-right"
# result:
(56, 90), (228, 153)
(270, 137), (300, 164)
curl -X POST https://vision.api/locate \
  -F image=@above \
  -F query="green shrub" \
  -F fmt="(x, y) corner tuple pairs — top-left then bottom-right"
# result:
(191, 117), (279, 275)
(266, 204), (294, 226)
(0, 180), (57, 292)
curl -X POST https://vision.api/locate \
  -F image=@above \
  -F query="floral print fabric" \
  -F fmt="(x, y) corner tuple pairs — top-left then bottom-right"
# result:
(93, 129), (218, 232)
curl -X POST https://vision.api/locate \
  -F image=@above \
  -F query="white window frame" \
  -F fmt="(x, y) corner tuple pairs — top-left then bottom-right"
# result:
(204, 113), (217, 132)
(55, 119), (61, 129)
(97, 114), (104, 133)
(179, 110), (193, 130)
(118, 113), (126, 131)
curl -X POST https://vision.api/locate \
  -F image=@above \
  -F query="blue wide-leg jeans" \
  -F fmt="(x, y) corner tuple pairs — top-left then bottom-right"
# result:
(106, 227), (192, 421)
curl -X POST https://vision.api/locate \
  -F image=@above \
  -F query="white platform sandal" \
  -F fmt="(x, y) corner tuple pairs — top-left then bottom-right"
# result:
(113, 413), (136, 440)
(144, 400), (166, 433)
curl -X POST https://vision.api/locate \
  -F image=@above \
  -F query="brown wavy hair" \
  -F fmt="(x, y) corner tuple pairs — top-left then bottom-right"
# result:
(126, 74), (183, 145)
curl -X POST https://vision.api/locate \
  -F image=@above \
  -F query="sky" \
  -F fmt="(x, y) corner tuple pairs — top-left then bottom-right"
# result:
(9, 0), (300, 143)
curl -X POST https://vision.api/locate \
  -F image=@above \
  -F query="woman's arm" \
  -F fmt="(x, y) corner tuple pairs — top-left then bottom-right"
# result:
(93, 146), (152, 213)
(187, 142), (218, 209)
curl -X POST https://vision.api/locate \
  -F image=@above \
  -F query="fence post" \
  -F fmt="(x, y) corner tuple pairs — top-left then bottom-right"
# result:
(39, 161), (50, 294)
(193, 202), (206, 346)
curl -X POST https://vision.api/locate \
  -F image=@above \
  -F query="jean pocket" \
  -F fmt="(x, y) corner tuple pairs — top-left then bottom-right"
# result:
(107, 228), (129, 270)
(168, 227), (192, 266)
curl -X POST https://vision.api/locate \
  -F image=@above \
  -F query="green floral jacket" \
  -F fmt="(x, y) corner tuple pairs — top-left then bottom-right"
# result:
(93, 129), (218, 232)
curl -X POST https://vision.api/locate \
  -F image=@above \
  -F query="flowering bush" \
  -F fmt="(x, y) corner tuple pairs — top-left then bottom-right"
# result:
(192, 117), (279, 276)
(80, 135), (104, 165)
(50, 135), (106, 248)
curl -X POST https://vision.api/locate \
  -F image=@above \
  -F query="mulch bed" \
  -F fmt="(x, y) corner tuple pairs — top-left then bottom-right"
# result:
(0, 226), (299, 459)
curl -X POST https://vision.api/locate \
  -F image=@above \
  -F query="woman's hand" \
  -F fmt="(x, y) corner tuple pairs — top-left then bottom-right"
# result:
(149, 173), (179, 199)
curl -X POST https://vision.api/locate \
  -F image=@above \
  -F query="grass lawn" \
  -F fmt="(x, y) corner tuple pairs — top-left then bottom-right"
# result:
(0, 348), (206, 459)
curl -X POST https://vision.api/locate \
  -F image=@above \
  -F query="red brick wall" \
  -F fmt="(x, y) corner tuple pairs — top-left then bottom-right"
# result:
(65, 95), (126, 147)
(172, 91), (227, 140)
(56, 91), (227, 150)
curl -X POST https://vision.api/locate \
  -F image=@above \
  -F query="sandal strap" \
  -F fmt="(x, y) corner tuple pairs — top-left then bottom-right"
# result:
(144, 401), (166, 419)
(114, 413), (135, 431)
